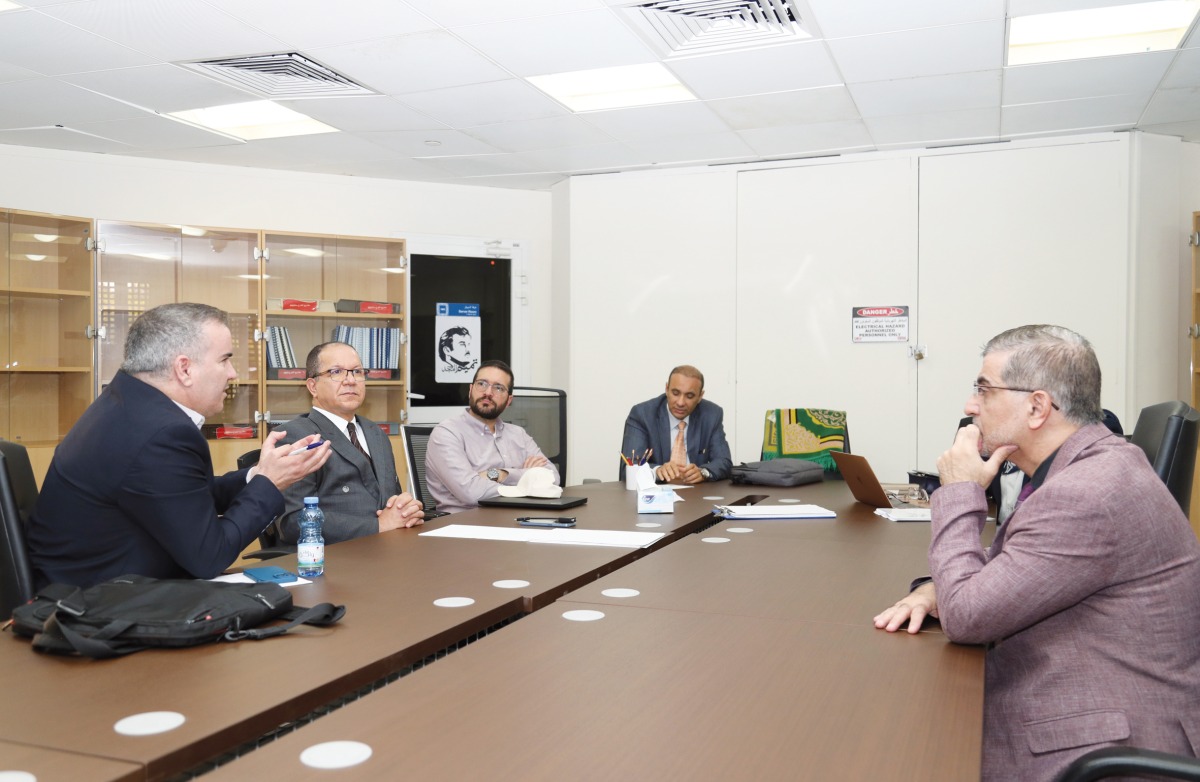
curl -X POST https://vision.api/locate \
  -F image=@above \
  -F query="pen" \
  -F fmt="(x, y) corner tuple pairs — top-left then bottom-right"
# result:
(620, 452), (632, 466)
(290, 439), (323, 456)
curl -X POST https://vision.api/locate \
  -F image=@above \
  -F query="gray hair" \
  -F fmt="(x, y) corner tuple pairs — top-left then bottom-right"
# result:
(983, 325), (1103, 426)
(122, 303), (230, 378)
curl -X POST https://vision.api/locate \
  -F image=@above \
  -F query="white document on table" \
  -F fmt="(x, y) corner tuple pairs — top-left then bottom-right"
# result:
(873, 507), (932, 522)
(712, 504), (835, 519)
(420, 524), (665, 549)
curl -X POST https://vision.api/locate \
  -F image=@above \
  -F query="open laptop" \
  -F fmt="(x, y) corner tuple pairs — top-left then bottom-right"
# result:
(478, 495), (588, 511)
(830, 451), (923, 510)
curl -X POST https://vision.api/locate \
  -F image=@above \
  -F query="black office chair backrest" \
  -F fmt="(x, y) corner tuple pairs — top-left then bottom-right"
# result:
(506, 387), (567, 481)
(1129, 401), (1200, 516)
(1056, 746), (1200, 782)
(236, 448), (261, 471)
(0, 440), (38, 619)
(401, 425), (436, 512)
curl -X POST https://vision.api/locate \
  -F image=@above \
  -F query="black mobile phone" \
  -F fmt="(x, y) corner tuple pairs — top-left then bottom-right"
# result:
(517, 517), (576, 528)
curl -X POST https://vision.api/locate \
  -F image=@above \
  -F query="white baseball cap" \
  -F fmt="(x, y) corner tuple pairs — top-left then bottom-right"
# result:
(496, 466), (562, 498)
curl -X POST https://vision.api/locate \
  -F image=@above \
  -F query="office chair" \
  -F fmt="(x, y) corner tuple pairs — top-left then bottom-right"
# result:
(1056, 746), (1200, 782)
(761, 408), (849, 478)
(506, 387), (567, 481)
(1129, 401), (1200, 517)
(235, 446), (293, 561)
(0, 440), (38, 619)
(401, 425), (437, 512)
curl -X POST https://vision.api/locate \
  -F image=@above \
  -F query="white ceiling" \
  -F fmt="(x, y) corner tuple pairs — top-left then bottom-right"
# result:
(1, 0), (1198, 191)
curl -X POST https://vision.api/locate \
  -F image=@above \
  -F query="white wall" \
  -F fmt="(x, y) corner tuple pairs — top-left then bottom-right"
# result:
(1181, 142), (1200, 403)
(0, 143), (556, 382)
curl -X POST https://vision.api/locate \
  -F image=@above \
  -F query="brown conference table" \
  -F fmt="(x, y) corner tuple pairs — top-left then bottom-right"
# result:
(0, 480), (984, 780)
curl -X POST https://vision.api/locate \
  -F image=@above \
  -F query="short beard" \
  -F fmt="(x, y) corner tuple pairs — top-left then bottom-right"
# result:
(470, 398), (502, 421)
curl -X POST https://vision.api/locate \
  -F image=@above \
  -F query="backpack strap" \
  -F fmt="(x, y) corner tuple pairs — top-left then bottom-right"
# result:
(34, 613), (143, 659)
(224, 603), (345, 641)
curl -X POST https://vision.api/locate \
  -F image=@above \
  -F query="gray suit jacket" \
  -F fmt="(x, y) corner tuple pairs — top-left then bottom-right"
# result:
(272, 411), (401, 545)
(929, 423), (1200, 781)
(619, 394), (732, 481)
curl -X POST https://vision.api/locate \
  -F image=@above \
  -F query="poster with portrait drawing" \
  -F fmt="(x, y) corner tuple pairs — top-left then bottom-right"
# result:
(435, 302), (481, 383)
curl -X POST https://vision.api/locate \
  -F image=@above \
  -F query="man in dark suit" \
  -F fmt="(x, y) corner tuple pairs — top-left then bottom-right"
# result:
(620, 365), (732, 484)
(874, 325), (1200, 781)
(26, 303), (331, 589)
(273, 342), (423, 544)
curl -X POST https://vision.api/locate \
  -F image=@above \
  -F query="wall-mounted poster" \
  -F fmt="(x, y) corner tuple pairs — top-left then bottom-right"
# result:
(435, 302), (481, 382)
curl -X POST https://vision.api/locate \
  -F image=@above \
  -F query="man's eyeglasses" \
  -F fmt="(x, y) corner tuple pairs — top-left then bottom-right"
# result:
(472, 380), (509, 396)
(312, 367), (367, 381)
(972, 383), (1060, 411)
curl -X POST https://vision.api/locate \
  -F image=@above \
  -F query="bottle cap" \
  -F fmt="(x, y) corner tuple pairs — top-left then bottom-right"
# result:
(304, 496), (319, 504)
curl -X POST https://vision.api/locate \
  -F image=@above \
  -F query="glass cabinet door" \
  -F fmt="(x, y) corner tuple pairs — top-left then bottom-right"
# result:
(261, 232), (407, 468)
(0, 209), (94, 478)
(96, 221), (261, 471)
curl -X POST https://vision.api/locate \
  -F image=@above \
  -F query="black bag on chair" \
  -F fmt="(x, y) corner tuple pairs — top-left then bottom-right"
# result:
(11, 574), (345, 659)
(731, 459), (824, 487)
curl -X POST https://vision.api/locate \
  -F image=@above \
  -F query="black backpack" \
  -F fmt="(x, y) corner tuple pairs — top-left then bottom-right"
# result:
(11, 574), (345, 659)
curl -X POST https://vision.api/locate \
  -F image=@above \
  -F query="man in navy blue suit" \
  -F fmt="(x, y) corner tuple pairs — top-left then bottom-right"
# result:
(27, 303), (331, 589)
(620, 365), (732, 484)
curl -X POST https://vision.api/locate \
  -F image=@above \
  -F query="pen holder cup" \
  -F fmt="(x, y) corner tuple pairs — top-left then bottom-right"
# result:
(626, 463), (653, 491)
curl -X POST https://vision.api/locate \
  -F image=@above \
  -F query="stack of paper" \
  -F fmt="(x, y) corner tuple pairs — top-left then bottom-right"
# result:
(712, 504), (835, 519)
(874, 508), (932, 522)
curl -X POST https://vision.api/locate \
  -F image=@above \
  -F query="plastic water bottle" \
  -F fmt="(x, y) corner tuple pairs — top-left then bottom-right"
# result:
(296, 496), (325, 577)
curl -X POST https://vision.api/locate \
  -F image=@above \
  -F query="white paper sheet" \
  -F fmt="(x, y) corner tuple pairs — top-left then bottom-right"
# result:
(873, 507), (932, 522)
(712, 504), (835, 519)
(419, 524), (665, 549)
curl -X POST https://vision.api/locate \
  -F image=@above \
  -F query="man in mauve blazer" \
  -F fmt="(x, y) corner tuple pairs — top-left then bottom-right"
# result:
(26, 303), (330, 589)
(874, 325), (1200, 782)
(272, 342), (423, 544)
(620, 365), (732, 483)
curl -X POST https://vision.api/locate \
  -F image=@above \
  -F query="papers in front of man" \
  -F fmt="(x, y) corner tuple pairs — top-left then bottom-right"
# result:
(420, 524), (665, 549)
(874, 507), (932, 522)
(712, 504), (835, 520)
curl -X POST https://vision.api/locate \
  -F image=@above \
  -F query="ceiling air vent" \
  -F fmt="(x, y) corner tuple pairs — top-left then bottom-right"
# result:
(622, 0), (813, 57)
(181, 53), (375, 99)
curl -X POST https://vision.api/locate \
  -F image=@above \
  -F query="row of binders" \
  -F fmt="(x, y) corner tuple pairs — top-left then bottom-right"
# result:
(265, 325), (403, 370)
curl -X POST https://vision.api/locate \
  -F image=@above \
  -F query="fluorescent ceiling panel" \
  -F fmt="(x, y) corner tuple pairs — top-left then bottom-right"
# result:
(168, 100), (337, 140)
(1008, 0), (1200, 65)
(528, 63), (695, 112)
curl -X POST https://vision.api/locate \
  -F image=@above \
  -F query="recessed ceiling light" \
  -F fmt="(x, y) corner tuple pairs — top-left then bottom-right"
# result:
(527, 62), (696, 112)
(167, 100), (337, 141)
(1008, 0), (1200, 65)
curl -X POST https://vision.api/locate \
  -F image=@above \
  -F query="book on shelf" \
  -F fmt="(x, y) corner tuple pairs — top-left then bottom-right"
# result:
(331, 326), (402, 376)
(335, 299), (402, 315)
(265, 326), (297, 370)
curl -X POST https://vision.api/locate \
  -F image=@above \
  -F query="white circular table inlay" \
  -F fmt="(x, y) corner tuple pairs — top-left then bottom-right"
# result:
(433, 596), (475, 608)
(300, 740), (373, 769)
(0, 772), (37, 782)
(635, 522), (662, 528)
(492, 579), (530, 589)
(778, 498), (802, 504)
(600, 588), (640, 598)
(701, 537), (731, 544)
(562, 609), (606, 622)
(113, 711), (186, 736)
(702, 496), (724, 501)
(726, 527), (754, 534)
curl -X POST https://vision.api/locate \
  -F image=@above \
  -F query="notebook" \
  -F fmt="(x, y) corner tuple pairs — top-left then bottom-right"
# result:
(829, 451), (921, 510)
(478, 495), (588, 510)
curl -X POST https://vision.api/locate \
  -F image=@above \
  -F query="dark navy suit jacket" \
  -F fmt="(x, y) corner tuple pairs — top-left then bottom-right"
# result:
(27, 370), (283, 589)
(619, 394), (732, 481)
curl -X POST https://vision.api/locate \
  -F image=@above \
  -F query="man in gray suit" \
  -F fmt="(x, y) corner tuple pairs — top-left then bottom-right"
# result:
(874, 325), (1200, 781)
(273, 342), (423, 544)
(620, 365), (732, 483)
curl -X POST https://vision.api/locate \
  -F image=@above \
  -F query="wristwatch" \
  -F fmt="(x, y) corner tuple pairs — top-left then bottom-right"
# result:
(487, 468), (501, 481)
(700, 468), (712, 481)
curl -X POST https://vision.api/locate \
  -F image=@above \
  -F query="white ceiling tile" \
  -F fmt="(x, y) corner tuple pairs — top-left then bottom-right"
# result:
(204, 0), (437, 49)
(668, 41), (842, 100)
(707, 87), (860, 130)
(405, 0), (605, 28)
(1004, 52), (1174, 104)
(850, 71), (1001, 118)
(397, 79), (568, 127)
(1141, 87), (1200, 124)
(864, 107), (1000, 147)
(1001, 93), (1148, 135)
(829, 21), (1004, 84)
(0, 77), (146, 128)
(0, 9), (153, 75)
(462, 115), (614, 152)
(278, 96), (445, 132)
(62, 64), (257, 112)
(356, 128), (503, 157)
(0, 125), (132, 153)
(312, 30), (510, 95)
(39, 0), (288, 61)
(125, 131), (395, 169)
(809, 0), (1005, 38)
(579, 101), (731, 140)
(73, 114), (241, 149)
(625, 131), (755, 163)
(1162, 48), (1200, 89)
(737, 120), (875, 156)
(415, 153), (545, 177)
(449, 9), (655, 77)
(521, 141), (654, 172)
(0, 61), (40, 85)
(1138, 120), (1200, 143)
